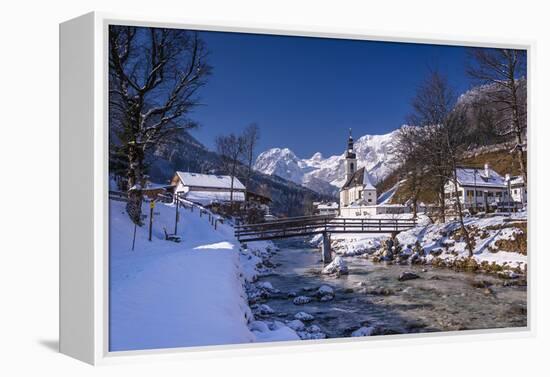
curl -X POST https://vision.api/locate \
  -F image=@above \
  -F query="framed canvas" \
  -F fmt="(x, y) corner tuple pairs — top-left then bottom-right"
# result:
(60, 12), (533, 365)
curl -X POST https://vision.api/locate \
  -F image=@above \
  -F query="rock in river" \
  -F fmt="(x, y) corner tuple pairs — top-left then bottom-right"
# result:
(398, 271), (420, 281)
(317, 285), (334, 297)
(294, 312), (315, 321)
(286, 319), (306, 331)
(322, 256), (349, 275)
(351, 326), (376, 337)
(293, 296), (312, 305)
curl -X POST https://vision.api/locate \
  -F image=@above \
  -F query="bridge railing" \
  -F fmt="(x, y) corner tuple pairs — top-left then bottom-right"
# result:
(235, 216), (417, 241)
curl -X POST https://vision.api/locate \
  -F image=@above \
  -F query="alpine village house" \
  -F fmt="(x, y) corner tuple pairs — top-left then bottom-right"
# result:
(171, 171), (246, 206)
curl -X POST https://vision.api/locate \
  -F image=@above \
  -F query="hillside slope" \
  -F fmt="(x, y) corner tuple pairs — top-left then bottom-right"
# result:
(376, 145), (522, 205)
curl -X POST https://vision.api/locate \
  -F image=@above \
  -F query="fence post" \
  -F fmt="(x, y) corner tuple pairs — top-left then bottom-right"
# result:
(174, 195), (179, 235)
(148, 201), (155, 242)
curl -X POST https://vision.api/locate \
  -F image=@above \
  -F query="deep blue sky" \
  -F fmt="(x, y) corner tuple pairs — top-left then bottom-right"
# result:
(190, 31), (472, 159)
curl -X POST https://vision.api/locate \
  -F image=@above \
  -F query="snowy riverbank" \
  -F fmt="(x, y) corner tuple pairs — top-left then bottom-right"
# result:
(109, 199), (300, 351)
(320, 212), (527, 275)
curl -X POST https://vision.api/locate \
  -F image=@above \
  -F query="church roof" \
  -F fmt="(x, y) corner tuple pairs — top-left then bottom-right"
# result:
(341, 167), (376, 190)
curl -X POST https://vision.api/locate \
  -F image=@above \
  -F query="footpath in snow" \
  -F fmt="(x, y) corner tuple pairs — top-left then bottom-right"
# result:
(109, 199), (298, 351)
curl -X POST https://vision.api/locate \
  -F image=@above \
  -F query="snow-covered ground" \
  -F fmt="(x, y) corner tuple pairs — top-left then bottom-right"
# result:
(324, 212), (527, 274)
(109, 199), (299, 351)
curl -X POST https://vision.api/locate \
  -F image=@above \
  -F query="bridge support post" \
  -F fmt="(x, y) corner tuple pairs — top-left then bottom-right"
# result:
(321, 231), (332, 264)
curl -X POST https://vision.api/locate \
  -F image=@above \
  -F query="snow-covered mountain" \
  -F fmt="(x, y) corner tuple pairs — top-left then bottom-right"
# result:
(254, 129), (401, 196)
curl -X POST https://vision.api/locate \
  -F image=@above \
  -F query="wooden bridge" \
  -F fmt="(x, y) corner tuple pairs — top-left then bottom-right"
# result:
(235, 215), (417, 263)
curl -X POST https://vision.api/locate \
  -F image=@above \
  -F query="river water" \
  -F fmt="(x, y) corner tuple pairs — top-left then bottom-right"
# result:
(257, 240), (527, 338)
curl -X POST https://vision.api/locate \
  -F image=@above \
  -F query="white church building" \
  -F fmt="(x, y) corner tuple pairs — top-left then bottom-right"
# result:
(339, 131), (410, 217)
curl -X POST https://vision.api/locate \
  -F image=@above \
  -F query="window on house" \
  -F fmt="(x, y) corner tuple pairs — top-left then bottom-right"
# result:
(496, 192), (502, 197)
(467, 190), (474, 197)
(350, 163), (354, 171)
(368, 199), (372, 203)
(476, 190), (483, 196)
(358, 191), (362, 198)
(488, 192), (494, 197)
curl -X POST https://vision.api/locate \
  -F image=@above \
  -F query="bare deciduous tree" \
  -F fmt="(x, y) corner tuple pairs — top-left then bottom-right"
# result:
(241, 123), (260, 202)
(408, 71), (473, 256)
(407, 71), (455, 223)
(467, 48), (527, 188)
(394, 126), (426, 220)
(109, 25), (211, 224)
(216, 133), (245, 208)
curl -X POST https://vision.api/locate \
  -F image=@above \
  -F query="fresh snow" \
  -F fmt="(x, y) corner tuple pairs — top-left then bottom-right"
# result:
(377, 180), (404, 205)
(328, 213), (527, 271)
(322, 256), (349, 275)
(109, 199), (297, 351)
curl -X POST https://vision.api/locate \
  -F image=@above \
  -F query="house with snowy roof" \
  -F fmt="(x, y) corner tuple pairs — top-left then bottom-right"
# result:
(313, 201), (340, 216)
(444, 163), (515, 210)
(170, 171), (246, 206)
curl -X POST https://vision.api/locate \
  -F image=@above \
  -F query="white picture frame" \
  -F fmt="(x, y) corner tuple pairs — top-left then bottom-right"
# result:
(59, 11), (534, 365)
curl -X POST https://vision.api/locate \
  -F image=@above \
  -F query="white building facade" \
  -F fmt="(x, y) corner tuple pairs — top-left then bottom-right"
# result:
(444, 164), (518, 210)
(171, 171), (246, 206)
(509, 176), (527, 207)
(339, 132), (381, 217)
(313, 201), (340, 216)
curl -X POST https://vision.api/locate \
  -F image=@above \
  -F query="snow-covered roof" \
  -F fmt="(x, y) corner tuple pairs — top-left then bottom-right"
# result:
(316, 202), (339, 210)
(175, 172), (245, 190)
(510, 176), (525, 186)
(362, 170), (376, 190)
(341, 167), (376, 190)
(455, 166), (507, 188)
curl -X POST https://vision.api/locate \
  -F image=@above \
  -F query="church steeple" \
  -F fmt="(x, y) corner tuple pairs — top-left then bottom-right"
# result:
(344, 128), (357, 183)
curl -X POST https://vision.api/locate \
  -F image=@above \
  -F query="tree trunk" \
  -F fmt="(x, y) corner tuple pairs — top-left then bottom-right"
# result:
(510, 70), (527, 191)
(515, 128), (527, 190)
(229, 175), (235, 205)
(438, 179), (446, 223)
(126, 143), (144, 226)
(452, 172), (473, 257)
